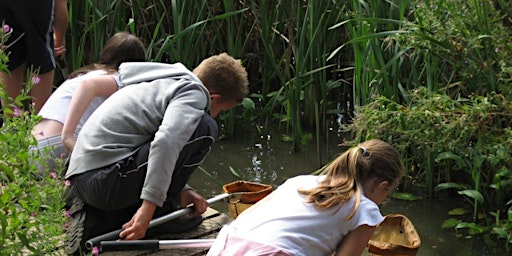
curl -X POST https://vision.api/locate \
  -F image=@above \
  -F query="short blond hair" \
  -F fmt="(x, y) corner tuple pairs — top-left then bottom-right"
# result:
(193, 53), (249, 103)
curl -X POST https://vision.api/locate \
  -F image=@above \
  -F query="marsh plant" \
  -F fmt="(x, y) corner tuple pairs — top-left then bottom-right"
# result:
(344, 88), (512, 250)
(1, 23), (67, 255)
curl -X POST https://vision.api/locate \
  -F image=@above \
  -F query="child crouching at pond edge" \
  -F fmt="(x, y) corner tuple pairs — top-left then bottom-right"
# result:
(207, 139), (405, 256)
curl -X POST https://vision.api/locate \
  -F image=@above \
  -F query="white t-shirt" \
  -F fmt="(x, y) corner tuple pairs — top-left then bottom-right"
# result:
(211, 175), (384, 256)
(38, 70), (124, 135)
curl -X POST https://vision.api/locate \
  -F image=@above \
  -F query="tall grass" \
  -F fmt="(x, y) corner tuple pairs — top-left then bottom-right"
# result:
(329, 0), (412, 106)
(243, 1), (347, 155)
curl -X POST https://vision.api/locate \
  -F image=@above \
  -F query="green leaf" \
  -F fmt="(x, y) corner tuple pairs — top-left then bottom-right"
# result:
(455, 222), (484, 233)
(492, 227), (508, 239)
(448, 208), (468, 215)
(391, 192), (421, 201)
(436, 182), (468, 190)
(442, 218), (461, 229)
(280, 135), (293, 142)
(241, 98), (255, 110)
(229, 166), (242, 179)
(458, 189), (484, 203)
(17, 232), (35, 251)
(435, 152), (465, 166)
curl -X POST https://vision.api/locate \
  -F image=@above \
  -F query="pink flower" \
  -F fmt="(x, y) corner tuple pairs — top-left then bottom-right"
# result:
(50, 172), (57, 179)
(13, 108), (23, 117)
(32, 76), (40, 85)
(60, 152), (67, 159)
(65, 180), (71, 186)
(92, 247), (99, 256)
(64, 210), (71, 218)
(3, 24), (10, 33)
(495, 48), (499, 53)
(64, 223), (69, 229)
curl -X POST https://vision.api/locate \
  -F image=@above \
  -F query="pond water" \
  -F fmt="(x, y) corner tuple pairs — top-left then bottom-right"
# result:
(188, 130), (507, 256)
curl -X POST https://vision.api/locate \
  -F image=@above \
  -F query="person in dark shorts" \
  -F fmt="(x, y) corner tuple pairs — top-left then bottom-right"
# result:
(0, 0), (68, 114)
(63, 53), (249, 255)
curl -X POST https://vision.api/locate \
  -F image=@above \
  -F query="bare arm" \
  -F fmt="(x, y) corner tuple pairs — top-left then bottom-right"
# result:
(118, 190), (207, 240)
(61, 75), (118, 151)
(120, 200), (157, 240)
(335, 224), (375, 256)
(53, 0), (69, 58)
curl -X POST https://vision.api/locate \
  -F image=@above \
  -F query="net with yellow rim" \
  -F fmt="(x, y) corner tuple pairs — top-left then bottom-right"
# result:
(368, 214), (421, 256)
(222, 180), (273, 219)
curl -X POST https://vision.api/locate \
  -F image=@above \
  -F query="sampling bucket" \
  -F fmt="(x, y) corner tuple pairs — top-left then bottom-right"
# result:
(222, 180), (273, 219)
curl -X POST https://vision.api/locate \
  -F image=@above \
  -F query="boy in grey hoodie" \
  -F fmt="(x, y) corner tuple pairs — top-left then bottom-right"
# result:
(64, 53), (249, 255)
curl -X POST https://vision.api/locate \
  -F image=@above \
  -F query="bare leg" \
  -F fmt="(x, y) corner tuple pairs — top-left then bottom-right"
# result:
(30, 69), (54, 114)
(0, 64), (25, 115)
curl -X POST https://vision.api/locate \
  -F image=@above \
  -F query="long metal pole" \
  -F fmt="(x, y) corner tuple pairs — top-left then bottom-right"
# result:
(100, 239), (216, 252)
(85, 193), (232, 250)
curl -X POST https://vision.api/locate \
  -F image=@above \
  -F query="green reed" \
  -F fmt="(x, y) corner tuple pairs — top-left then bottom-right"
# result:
(68, 0), (132, 70)
(212, 1), (253, 137)
(335, 0), (412, 105)
(246, 0), (347, 155)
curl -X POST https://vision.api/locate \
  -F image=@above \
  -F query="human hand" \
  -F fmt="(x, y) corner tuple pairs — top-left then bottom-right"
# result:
(180, 189), (207, 217)
(120, 201), (156, 240)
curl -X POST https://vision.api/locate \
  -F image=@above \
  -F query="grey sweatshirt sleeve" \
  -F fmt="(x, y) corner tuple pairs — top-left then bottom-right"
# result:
(182, 184), (194, 192)
(140, 85), (208, 207)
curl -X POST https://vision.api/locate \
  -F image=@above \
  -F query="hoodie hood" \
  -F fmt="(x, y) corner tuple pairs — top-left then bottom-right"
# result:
(118, 62), (210, 112)
(119, 62), (202, 87)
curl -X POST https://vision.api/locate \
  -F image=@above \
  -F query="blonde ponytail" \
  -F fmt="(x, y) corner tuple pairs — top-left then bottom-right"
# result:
(298, 139), (404, 220)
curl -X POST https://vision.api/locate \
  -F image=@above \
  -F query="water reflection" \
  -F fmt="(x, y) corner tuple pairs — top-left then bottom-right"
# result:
(189, 132), (505, 256)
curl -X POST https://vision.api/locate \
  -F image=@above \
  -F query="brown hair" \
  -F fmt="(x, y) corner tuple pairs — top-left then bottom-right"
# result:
(298, 139), (404, 220)
(193, 53), (249, 103)
(68, 32), (146, 78)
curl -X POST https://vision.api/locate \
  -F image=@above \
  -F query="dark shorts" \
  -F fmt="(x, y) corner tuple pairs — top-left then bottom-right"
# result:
(69, 114), (218, 215)
(0, 0), (55, 73)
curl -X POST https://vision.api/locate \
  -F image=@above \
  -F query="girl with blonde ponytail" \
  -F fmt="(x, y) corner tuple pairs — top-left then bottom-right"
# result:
(208, 139), (404, 256)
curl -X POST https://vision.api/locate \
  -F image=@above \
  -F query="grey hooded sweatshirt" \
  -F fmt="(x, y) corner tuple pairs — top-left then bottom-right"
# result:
(65, 62), (211, 207)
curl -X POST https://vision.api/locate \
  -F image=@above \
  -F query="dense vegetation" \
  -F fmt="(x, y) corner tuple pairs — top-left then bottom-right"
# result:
(1, 0), (511, 254)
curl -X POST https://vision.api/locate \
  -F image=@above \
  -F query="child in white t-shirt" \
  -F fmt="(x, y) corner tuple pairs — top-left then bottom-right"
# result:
(207, 139), (405, 256)
(31, 32), (145, 174)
